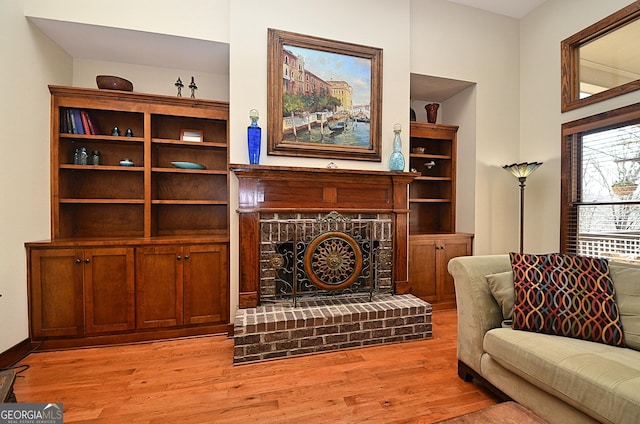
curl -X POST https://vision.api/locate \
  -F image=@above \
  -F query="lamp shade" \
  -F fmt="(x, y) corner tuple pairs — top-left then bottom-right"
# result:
(503, 162), (543, 178)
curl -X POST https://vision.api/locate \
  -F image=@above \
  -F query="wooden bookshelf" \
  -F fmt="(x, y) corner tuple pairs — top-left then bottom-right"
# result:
(25, 86), (231, 349)
(408, 122), (473, 309)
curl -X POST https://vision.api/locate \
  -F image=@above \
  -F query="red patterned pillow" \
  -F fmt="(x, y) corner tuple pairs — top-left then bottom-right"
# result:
(510, 252), (625, 347)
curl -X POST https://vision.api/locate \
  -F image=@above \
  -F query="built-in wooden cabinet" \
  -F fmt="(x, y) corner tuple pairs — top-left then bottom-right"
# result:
(409, 233), (472, 310)
(136, 244), (228, 329)
(408, 122), (473, 309)
(28, 247), (135, 338)
(26, 86), (231, 349)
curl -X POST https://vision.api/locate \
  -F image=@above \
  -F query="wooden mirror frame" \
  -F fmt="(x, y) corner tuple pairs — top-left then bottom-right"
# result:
(561, 2), (640, 112)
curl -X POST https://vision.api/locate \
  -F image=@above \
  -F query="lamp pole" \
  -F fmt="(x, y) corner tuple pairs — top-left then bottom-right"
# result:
(518, 176), (527, 254)
(503, 162), (543, 254)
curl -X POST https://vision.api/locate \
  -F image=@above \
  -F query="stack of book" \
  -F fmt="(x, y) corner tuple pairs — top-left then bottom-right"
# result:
(60, 108), (100, 135)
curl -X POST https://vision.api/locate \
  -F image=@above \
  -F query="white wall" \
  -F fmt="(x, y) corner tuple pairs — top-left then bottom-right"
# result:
(228, 0), (411, 169)
(444, 85), (477, 235)
(410, 0), (521, 254)
(227, 0), (412, 313)
(72, 59), (229, 101)
(0, 1), (71, 354)
(519, 0), (640, 253)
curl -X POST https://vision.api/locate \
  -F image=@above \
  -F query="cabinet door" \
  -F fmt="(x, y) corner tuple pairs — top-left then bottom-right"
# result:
(183, 244), (229, 325)
(29, 249), (84, 338)
(84, 247), (135, 334)
(136, 246), (183, 328)
(437, 237), (472, 303)
(408, 238), (438, 302)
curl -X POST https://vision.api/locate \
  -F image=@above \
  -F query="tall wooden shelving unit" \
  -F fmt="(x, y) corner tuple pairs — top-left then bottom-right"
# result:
(26, 86), (230, 349)
(408, 122), (473, 310)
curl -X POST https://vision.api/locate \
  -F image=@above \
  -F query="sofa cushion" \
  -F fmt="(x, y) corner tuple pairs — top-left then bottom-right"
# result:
(609, 262), (640, 351)
(484, 328), (640, 424)
(510, 252), (625, 347)
(485, 271), (514, 320)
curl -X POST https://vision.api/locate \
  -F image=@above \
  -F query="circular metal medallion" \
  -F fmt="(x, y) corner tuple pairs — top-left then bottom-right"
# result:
(304, 231), (363, 290)
(270, 254), (285, 269)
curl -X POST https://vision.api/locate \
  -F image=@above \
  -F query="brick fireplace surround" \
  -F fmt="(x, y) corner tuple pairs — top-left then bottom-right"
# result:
(230, 165), (432, 363)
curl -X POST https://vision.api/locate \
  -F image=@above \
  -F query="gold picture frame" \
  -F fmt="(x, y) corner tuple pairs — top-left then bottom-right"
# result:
(267, 28), (383, 161)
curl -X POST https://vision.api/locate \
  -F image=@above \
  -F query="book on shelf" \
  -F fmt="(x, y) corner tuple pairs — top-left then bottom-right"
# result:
(80, 110), (98, 135)
(60, 108), (72, 133)
(60, 108), (98, 135)
(71, 109), (85, 134)
(80, 111), (90, 135)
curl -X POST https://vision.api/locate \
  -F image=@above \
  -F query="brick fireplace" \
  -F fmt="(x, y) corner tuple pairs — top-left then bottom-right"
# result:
(231, 164), (416, 307)
(230, 165), (432, 363)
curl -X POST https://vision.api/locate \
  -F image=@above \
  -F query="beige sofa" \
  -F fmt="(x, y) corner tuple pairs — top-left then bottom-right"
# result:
(448, 254), (640, 424)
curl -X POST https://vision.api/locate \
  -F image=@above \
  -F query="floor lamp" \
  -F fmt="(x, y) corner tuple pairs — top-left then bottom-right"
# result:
(503, 162), (543, 253)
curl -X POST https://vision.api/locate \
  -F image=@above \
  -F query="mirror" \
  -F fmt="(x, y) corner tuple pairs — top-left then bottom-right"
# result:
(561, 2), (640, 112)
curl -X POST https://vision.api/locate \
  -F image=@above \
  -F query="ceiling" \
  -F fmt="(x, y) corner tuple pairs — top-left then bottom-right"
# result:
(446, 0), (547, 19)
(410, 74), (474, 102)
(28, 17), (230, 75)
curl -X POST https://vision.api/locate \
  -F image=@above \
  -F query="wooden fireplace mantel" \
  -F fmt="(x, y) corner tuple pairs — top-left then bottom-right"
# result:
(230, 164), (416, 308)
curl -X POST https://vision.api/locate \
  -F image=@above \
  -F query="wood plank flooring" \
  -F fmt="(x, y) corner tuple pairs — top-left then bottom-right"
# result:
(12, 310), (499, 423)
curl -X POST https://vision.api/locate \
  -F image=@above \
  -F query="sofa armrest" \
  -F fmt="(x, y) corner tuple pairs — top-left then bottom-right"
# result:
(447, 254), (511, 375)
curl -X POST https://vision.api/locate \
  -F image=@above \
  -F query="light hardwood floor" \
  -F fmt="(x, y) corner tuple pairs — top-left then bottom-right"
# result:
(13, 310), (499, 423)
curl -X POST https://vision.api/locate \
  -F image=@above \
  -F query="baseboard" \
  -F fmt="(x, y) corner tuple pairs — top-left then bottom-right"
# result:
(0, 339), (38, 369)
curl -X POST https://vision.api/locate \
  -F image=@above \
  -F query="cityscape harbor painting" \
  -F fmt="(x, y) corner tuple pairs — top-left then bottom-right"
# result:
(267, 29), (382, 161)
(281, 44), (371, 147)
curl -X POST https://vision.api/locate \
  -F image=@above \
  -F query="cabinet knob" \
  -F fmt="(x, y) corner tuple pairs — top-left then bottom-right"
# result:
(75, 258), (82, 264)
(177, 255), (182, 261)
(85, 258), (91, 264)
(184, 255), (189, 260)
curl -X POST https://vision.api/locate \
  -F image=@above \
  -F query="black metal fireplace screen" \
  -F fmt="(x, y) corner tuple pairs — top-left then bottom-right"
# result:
(259, 211), (393, 305)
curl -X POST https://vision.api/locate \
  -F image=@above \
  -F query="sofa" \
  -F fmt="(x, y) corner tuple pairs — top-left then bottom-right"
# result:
(448, 254), (640, 424)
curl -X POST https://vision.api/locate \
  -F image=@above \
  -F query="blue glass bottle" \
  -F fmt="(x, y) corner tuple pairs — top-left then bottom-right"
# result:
(389, 123), (405, 171)
(247, 109), (261, 165)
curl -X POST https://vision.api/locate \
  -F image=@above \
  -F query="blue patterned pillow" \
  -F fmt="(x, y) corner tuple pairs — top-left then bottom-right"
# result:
(510, 252), (625, 347)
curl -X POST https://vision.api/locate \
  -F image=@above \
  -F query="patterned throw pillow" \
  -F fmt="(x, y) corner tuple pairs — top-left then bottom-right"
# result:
(510, 252), (625, 347)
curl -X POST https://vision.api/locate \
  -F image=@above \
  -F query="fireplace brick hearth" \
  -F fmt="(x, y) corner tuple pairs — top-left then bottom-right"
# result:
(233, 294), (432, 364)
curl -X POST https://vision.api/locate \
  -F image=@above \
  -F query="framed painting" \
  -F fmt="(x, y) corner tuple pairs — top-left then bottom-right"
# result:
(267, 28), (382, 162)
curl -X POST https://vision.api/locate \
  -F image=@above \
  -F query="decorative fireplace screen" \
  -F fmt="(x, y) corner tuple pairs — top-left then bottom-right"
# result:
(259, 211), (394, 305)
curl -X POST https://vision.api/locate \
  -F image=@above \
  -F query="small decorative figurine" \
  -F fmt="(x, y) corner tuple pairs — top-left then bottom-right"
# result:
(175, 77), (183, 97)
(189, 76), (197, 98)
(125, 128), (134, 137)
(91, 150), (101, 165)
(111, 126), (121, 136)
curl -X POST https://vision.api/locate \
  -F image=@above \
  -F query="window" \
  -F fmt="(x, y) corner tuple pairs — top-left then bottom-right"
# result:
(562, 103), (640, 263)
